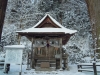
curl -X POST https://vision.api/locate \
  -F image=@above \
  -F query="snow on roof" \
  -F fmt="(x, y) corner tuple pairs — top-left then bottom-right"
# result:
(4, 45), (25, 49)
(16, 14), (77, 34)
(17, 28), (77, 34)
(33, 14), (65, 28)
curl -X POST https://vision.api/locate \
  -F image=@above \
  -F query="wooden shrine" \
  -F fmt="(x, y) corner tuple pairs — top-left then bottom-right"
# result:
(16, 14), (77, 70)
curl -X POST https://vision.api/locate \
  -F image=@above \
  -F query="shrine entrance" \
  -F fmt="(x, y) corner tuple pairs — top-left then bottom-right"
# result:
(34, 38), (60, 59)
(33, 38), (61, 70)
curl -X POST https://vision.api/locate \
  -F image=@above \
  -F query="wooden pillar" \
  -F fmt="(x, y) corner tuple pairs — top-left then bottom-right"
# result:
(59, 38), (62, 69)
(26, 52), (29, 69)
(26, 51), (32, 70)
(93, 62), (97, 75)
(18, 34), (21, 44)
(41, 48), (42, 55)
(31, 38), (34, 68)
(64, 58), (68, 70)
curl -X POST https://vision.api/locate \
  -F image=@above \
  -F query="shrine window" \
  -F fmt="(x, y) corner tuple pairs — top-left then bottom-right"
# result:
(34, 39), (46, 47)
(49, 39), (59, 47)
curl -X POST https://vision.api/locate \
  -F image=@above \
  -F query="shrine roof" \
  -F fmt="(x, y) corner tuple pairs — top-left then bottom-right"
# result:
(33, 14), (65, 28)
(16, 28), (77, 34)
(16, 14), (77, 35)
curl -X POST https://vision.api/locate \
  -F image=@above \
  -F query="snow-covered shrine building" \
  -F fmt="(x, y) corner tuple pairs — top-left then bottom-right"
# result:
(16, 14), (77, 71)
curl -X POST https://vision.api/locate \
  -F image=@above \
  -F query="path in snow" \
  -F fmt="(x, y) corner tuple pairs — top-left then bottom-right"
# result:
(0, 64), (97, 75)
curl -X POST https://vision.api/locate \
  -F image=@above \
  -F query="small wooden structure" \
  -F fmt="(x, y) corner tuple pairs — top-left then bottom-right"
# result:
(16, 14), (77, 70)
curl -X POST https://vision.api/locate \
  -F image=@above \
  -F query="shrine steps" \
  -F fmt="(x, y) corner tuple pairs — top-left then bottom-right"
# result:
(35, 67), (56, 71)
(35, 59), (56, 71)
(36, 62), (56, 67)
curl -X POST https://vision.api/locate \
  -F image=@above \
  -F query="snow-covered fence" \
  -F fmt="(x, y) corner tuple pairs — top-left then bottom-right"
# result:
(77, 62), (100, 75)
(0, 53), (5, 69)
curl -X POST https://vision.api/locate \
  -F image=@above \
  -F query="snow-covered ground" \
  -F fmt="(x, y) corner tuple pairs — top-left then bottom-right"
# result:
(0, 64), (99, 75)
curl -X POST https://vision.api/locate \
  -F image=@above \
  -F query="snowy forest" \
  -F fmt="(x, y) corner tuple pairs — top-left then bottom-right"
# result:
(0, 0), (96, 64)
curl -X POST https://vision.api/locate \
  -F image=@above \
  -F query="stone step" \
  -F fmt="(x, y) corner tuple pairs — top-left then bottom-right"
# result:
(36, 62), (56, 67)
(37, 60), (56, 63)
(35, 67), (56, 71)
(35, 59), (56, 69)
(35, 57), (55, 60)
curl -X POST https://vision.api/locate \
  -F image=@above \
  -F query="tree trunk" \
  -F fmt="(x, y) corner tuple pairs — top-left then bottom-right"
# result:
(0, 0), (8, 40)
(85, 0), (100, 53)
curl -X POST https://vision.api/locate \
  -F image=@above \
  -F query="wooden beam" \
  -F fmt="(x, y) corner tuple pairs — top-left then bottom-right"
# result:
(18, 34), (21, 44)
(31, 38), (35, 68)
(59, 38), (62, 70)
(35, 16), (61, 28)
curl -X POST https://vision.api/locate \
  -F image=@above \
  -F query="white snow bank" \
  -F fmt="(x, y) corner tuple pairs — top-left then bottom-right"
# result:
(0, 64), (94, 75)
(4, 45), (25, 49)
(16, 28), (77, 34)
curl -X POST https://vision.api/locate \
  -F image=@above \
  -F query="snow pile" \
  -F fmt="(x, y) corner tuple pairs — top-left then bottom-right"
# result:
(0, 64), (93, 75)
(4, 45), (25, 49)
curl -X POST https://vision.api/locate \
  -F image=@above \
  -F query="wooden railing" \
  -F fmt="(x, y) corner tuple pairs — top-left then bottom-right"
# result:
(77, 62), (100, 75)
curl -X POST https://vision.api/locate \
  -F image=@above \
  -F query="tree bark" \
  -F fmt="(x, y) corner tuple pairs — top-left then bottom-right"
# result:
(0, 0), (8, 40)
(85, 0), (100, 53)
